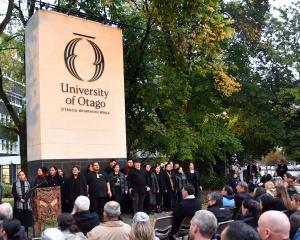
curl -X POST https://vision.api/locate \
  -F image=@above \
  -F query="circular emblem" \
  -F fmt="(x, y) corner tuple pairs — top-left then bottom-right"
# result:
(64, 38), (105, 82)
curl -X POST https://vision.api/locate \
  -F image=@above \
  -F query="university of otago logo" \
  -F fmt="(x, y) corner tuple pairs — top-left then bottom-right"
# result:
(64, 33), (105, 82)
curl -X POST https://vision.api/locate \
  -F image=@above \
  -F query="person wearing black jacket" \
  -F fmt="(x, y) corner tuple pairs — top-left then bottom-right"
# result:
(46, 166), (63, 187)
(127, 160), (146, 213)
(186, 163), (201, 199)
(175, 166), (188, 204)
(64, 165), (87, 212)
(207, 192), (231, 223)
(153, 164), (164, 213)
(33, 168), (48, 188)
(241, 199), (260, 228)
(144, 164), (159, 214)
(72, 196), (100, 235)
(234, 181), (252, 219)
(104, 159), (116, 175)
(162, 163), (176, 211)
(86, 162), (112, 221)
(170, 184), (201, 239)
(109, 164), (128, 205)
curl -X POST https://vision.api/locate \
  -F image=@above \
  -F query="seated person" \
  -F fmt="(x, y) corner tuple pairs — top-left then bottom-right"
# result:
(72, 196), (99, 235)
(207, 192), (231, 223)
(170, 183), (201, 238)
(221, 185), (235, 208)
(241, 199), (260, 228)
(221, 221), (259, 240)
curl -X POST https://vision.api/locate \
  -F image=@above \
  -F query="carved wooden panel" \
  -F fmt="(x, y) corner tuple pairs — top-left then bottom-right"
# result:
(32, 187), (61, 236)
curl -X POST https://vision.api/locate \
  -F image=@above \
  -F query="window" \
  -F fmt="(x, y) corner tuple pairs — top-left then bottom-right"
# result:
(2, 165), (10, 184)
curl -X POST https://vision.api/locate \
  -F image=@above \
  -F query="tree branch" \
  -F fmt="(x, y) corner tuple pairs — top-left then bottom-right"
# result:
(14, 2), (26, 27)
(0, 68), (21, 133)
(0, 0), (14, 34)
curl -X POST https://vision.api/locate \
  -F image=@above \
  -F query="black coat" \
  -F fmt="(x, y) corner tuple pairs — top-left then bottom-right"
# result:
(73, 210), (100, 235)
(33, 176), (47, 188)
(64, 174), (87, 204)
(109, 172), (128, 195)
(234, 192), (252, 211)
(243, 215), (258, 229)
(46, 175), (63, 187)
(207, 203), (231, 223)
(162, 171), (175, 192)
(171, 198), (201, 235)
(186, 171), (200, 198)
(127, 168), (146, 194)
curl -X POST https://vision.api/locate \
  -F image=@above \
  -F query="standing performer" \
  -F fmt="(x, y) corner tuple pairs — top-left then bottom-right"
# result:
(186, 162), (201, 199)
(64, 165), (87, 212)
(33, 168), (47, 188)
(46, 166), (63, 187)
(153, 164), (164, 213)
(109, 164), (128, 206)
(162, 163), (175, 211)
(12, 171), (32, 234)
(175, 166), (188, 204)
(86, 162), (112, 221)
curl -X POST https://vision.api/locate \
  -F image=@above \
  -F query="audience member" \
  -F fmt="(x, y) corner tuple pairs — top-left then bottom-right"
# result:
(220, 221), (260, 240)
(72, 196), (100, 235)
(234, 182), (252, 214)
(260, 193), (285, 212)
(221, 185), (235, 208)
(264, 181), (276, 197)
(41, 228), (64, 240)
(1, 219), (27, 240)
(0, 203), (13, 220)
(291, 193), (300, 211)
(275, 184), (293, 211)
(189, 210), (217, 240)
(253, 187), (266, 202)
(258, 210), (290, 240)
(260, 171), (272, 185)
(241, 199), (260, 228)
(170, 184), (201, 238)
(207, 192), (231, 223)
(288, 176), (298, 197)
(289, 212), (300, 240)
(87, 201), (131, 240)
(57, 213), (86, 240)
(129, 212), (157, 240)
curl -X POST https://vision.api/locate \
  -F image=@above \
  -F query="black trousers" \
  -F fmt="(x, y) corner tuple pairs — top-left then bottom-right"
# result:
(132, 191), (145, 214)
(164, 190), (175, 210)
(90, 197), (107, 221)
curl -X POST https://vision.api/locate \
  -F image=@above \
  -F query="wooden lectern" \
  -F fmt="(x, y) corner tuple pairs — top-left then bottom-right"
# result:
(32, 186), (61, 236)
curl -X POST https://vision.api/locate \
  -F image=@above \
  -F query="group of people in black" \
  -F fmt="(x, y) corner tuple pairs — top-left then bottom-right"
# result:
(30, 159), (201, 219)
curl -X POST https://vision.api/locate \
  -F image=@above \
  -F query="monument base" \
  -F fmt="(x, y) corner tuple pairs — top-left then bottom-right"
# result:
(27, 158), (127, 182)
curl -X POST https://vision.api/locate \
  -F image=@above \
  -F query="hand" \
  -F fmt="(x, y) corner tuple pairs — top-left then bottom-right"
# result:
(125, 191), (128, 195)
(20, 199), (25, 203)
(146, 186), (150, 191)
(108, 191), (112, 198)
(129, 188), (133, 194)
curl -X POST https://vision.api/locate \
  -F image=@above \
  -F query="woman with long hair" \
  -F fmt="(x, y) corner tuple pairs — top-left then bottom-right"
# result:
(12, 171), (32, 234)
(291, 193), (300, 211)
(46, 166), (63, 187)
(186, 163), (201, 199)
(275, 184), (293, 211)
(64, 165), (87, 212)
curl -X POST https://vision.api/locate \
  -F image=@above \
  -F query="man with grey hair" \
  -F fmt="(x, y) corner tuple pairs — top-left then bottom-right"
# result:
(41, 228), (64, 240)
(0, 202), (13, 220)
(258, 210), (290, 240)
(72, 196), (99, 235)
(207, 192), (231, 222)
(189, 210), (217, 240)
(87, 201), (131, 240)
(234, 181), (252, 217)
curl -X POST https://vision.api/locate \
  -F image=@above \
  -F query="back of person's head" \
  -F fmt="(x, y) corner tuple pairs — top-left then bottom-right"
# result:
(238, 181), (248, 192)
(253, 187), (266, 200)
(289, 212), (300, 239)
(275, 184), (292, 210)
(190, 210), (217, 239)
(221, 221), (260, 240)
(208, 192), (222, 205)
(129, 221), (154, 240)
(258, 210), (290, 240)
(260, 194), (281, 212)
(0, 203), (13, 220)
(57, 213), (80, 233)
(103, 201), (121, 220)
(133, 212), (150, 224)
(291, 193), (300, 210)
(264, 181), (275, 191)
(223, 185), (233, 196)
(2, 219), (26, 240)
(183, 183), (195, 196)
(242, 199), (260, 219)
(41, 228), (64, 240)
(74, 196), (90, 211)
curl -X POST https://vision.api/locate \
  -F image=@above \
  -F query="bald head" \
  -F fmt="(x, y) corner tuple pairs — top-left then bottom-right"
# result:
(258, 211), (290, 240)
